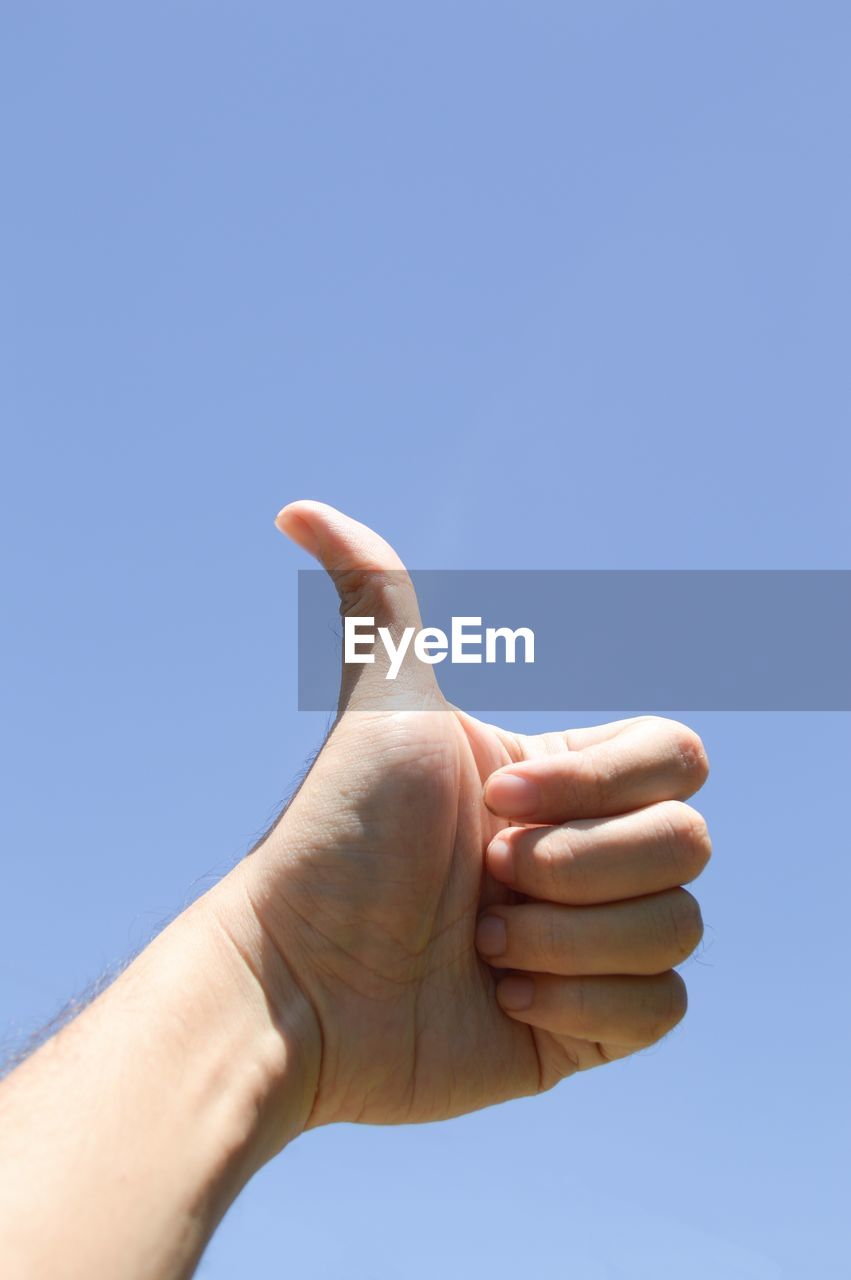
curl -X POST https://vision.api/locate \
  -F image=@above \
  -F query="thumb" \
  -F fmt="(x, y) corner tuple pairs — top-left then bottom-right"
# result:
(275, 500), (443, 713)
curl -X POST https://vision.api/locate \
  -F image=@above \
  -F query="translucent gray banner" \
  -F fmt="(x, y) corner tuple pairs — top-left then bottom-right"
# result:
(297, 570), (850, 711)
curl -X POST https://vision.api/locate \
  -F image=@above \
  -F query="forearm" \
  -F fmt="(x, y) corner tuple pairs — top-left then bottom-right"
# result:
(0, 867), (319, 1280)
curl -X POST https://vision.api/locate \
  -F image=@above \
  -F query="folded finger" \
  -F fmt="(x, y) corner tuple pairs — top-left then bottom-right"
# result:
(483, 716), (709, 823)
(486, 800), (711, 904)
(476, 888), (703, 976)
(495, 971), (688, 1047)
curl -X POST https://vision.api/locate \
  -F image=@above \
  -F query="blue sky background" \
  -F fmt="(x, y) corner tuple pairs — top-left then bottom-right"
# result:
(2, 4), (850, 1276)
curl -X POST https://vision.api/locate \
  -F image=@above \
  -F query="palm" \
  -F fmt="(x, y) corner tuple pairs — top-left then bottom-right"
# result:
(272, 702), (556, 1127)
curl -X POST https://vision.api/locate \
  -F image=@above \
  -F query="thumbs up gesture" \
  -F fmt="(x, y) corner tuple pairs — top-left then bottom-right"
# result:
(240, 502), (711, 1131)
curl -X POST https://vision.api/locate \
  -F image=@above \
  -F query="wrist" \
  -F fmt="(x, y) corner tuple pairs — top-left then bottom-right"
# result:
(200, 865), (323, 1165)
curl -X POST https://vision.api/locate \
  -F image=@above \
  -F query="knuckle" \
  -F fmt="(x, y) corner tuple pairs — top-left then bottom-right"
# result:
(665, 888), (704, 961)
(534, 829), (565, 890)
(332, 567), (384, 617)
(572, 976), (591, 1036)
(576, 748), (616, 810)
(671, 723), (710, 790)
(332, 568), (411, 621)
(647, 972), (688, 1043)
(664, 971), (689, 1031)
(534, 827), (582, 897)
(538, 907), (571, 970)
(659, 801), (712, 879)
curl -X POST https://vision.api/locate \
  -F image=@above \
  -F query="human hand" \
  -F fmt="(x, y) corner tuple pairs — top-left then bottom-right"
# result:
(235, 502), (711, 1132)
(0, 501), (711, 1280)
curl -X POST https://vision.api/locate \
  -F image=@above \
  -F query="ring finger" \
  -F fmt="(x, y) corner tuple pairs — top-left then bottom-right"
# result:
(475, 887), (704, 976)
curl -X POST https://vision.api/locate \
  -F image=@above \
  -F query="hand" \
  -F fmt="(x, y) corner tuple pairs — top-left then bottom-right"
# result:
(237, 501), (711, 1130)
(0, 500), (712, 1280)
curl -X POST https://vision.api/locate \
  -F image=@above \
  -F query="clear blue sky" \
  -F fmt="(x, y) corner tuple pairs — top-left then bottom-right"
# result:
(2, 4), (849, 1276)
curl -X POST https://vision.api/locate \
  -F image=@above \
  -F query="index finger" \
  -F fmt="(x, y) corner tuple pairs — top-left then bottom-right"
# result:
(483, 716), (709, 823)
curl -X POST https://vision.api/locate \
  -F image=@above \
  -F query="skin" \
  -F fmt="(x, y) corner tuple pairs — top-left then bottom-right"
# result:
(0, 502), (711, 1279)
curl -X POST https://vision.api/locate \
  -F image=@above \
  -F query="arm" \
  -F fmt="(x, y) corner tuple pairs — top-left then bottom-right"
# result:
(0, 501), (711, 1277)
(0, 873), (319, 1280)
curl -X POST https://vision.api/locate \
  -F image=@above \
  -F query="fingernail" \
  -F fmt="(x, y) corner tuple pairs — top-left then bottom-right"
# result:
(497, 976), (535, 1011)
(484, 772), (540, 817)
(486, 837), (515, 882)
(475, 914), (507, 958)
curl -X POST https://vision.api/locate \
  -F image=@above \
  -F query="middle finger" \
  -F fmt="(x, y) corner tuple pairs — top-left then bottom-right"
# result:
(486, 800), (711, 905)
